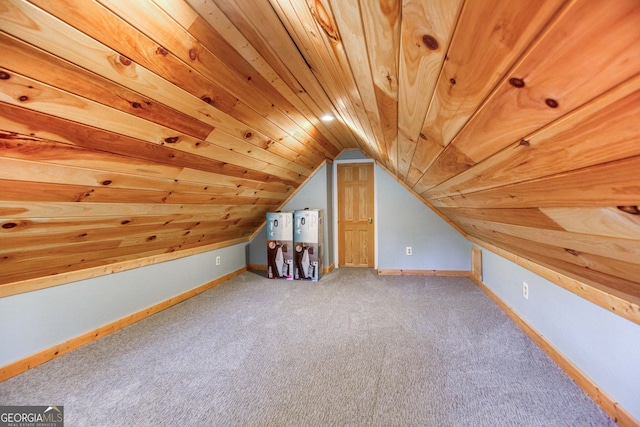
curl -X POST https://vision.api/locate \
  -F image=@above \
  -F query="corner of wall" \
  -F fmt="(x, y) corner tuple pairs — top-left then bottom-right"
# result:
(0, 242), (249, 376)
(374, 165), (471, 272)
(476, 243), (640, 424)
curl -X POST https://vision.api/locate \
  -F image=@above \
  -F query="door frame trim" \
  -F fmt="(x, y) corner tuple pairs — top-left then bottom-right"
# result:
(333, 159), (377, 269)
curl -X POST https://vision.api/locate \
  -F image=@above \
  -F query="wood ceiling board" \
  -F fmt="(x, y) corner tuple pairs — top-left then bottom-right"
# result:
(269, 0), (373, 155)
(0, 179), (283, 206)
(181, 11), (351, 157)
(0, 86), (304, 186)
(535, 257), (640, 308)
(209, 106), (327, 167)
(0, 33), (214, 140)
(302, 0), (379, 154)
(0, 157), (198, 194)
(452, 215), (640, 266)
(2, 0), (283, 155)
(0, 155), (290, 201)
(414, 0), (640, 192)
(514, 242), (640, 290)
(0, 228), (260, 266)
(186, 0), (349, 157)
(406, 0), (566, 187)
(0, 134), (185, 181)
(10, 3), (324, 171)
(193, 0), (357, 149)
(2, 222), (259, 258)
(0, 235), (254, 272)
(0, 214), (262, 238)
(430, 156), (640, 209)
(413, 143), (474, 195)
(2, 240), (123, 271)
(0, 201), (266, 219)
(23, 0), (239, 110)
(174, 168), (294, 195)
(404, 135), (445, 189)
(26, 0), (329, 163)
(187, 0), (306, 95)
(541, 207), (640, 241)
(205, 130), (318, 172)
(396, 0), (462, 180)
(463, 227), (640, 294)
(202, 131), (313, 177)
(425, 75), (640, 199)
(1, 227), (187, 258)
(327, 0), (391, 166)
(358, 0), (401, 173)
(0, 105), (299, 189)
(284, 0), (381, 157)
(0, 70), (183, 146)
(436, 207), (565, 231)
(97, 0), (281, 116)
(0, 235), (250, 297)
(171, 3), (344, 159)
(0, 74), (285, 183)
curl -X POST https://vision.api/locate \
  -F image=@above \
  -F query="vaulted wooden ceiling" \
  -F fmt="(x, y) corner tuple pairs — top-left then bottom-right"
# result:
(0, 0), (639, 316)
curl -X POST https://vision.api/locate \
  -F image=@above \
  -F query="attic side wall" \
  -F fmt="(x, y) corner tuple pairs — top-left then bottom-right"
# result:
(375, 166), (471, 272)
(331, 150), (471, 271)
(481, 249), (640, 422)
(250, 149), (471, 271)
(249, 163), (333, 267)
(0, 243), (247, 369)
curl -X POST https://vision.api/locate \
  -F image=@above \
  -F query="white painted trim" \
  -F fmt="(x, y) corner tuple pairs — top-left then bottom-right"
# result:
(333, 159), (377, 269)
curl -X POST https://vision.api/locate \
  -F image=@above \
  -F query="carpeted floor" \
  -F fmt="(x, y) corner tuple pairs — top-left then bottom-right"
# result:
(0, 268), (615, 426)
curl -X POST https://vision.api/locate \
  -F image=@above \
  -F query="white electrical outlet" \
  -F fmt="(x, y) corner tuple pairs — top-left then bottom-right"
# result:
(406, 246), (412, 256)
(216, 256), (221, 266)
(523, 281), (529, 299)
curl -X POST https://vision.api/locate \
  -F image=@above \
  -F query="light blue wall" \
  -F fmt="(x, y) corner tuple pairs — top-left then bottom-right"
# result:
(249, 162), (333, 266)
(250, 152), (471, 272)
(0, 243), (248, 367)
(333, 149), (471, 270)
(481, 249), (640, 421)
(375, 167), (471, 271)
(337, 149), (369, 160)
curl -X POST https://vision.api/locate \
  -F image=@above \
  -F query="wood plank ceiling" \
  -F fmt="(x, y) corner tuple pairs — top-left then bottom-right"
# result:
(0, 0), (639, 310)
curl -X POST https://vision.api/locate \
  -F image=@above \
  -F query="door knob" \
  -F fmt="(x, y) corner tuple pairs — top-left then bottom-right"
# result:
(368, 218), (373, 224)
